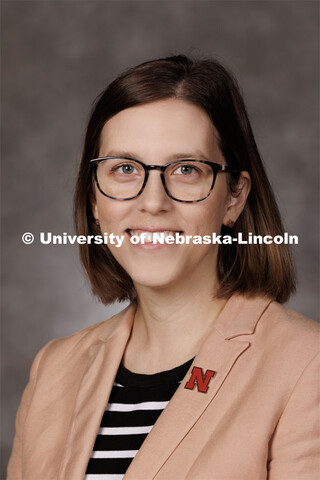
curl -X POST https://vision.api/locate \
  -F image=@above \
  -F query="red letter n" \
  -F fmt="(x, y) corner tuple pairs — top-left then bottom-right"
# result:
(184, 366), (215, 393)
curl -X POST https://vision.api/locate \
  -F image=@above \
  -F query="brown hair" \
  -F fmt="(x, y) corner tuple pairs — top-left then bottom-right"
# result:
(74, 54), (296, 305)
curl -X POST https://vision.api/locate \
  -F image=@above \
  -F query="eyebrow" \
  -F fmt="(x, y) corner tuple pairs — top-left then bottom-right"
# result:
(100, 150), (213, 162)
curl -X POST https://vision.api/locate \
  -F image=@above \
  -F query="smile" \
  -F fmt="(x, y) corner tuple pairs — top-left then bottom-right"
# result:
(125, 229), (183, 248)
(128, 230), (180, 243)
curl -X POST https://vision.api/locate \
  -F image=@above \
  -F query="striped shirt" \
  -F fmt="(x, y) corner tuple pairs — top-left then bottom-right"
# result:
(85, 357), (194, 479)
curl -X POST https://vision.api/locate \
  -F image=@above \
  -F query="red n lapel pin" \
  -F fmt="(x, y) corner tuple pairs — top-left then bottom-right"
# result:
(184, 366), (216, 393)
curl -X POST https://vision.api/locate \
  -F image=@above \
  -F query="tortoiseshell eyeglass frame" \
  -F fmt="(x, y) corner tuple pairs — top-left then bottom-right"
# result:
(90, 156), (241, 203)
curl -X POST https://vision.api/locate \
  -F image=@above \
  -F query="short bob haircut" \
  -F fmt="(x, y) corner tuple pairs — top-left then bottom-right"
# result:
(74, 54), (296, 305)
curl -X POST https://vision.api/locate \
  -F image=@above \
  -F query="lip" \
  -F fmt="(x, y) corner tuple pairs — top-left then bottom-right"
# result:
(125, 228), (183, 250)
(126, 228), (183, 233)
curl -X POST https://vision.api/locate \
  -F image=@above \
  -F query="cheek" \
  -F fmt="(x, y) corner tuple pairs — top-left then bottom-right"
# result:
(188, 197), (227, 233)
(203, 182), (230, 227)
(96, 200), (126, 232)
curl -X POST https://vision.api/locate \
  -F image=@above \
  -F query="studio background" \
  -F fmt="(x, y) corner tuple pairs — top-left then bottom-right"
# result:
(1, 0), (319, 476)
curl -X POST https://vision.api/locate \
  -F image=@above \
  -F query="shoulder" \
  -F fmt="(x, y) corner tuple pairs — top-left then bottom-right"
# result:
(34, 303), (135, 371)
(226, 296), (320, 410)
(248, 299), (320, 383)
(263, 300), (318, 329)
(219, 293), (319, 353)
(259, 300), (319, 351)
(222, 294), (319, 374)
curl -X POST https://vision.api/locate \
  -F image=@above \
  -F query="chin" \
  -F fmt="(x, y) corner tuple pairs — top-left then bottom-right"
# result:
(127, 265), (183, 291)
(131, 274), (176, 290)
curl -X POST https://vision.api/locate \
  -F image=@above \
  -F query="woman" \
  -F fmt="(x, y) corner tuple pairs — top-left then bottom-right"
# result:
(8, 55), (319, 480)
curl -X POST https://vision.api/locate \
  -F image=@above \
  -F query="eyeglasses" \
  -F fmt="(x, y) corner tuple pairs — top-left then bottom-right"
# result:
(90, 156), (241, 203)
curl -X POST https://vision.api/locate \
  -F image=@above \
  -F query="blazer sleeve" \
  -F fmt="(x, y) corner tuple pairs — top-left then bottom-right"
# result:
(267, 352), (320, 480)
(7, 341), (54, 480)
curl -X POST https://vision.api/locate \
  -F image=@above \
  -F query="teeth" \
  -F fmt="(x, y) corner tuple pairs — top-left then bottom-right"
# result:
(129, 230), (177, 243)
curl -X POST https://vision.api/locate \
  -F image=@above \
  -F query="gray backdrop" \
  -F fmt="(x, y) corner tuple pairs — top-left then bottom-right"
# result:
(1, 0), (319, 476)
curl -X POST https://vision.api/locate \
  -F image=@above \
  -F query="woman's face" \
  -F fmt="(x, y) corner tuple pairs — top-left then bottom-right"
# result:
(92, 99), (239, 292)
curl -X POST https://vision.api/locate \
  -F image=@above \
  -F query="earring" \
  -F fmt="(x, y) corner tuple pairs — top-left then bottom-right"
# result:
(227, 220), (234, 228)
(95, 219), (100, 226)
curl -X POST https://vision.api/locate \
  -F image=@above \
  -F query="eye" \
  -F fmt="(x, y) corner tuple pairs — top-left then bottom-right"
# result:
(172, 164), (199, 175)
(112, 163), (139, 175)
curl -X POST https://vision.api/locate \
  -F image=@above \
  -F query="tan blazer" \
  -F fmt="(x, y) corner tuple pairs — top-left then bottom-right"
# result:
(7, 294), (320, 480)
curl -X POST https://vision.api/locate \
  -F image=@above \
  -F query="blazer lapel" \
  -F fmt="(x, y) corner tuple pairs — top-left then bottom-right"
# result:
(58, 305), (136, 480)
(124, 294), (272, 480)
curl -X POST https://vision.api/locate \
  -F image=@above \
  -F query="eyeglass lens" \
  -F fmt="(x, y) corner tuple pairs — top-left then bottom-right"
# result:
(96, 157), (215, 201)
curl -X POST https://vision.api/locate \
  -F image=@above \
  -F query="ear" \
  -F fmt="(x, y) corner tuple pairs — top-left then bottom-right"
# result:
(222, 171), (251, 227)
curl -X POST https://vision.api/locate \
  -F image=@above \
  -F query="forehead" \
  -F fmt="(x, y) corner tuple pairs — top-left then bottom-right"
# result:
(99, 99), (222, 161)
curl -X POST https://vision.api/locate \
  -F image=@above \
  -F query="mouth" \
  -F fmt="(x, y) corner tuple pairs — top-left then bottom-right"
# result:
(125, 229), (183, 244)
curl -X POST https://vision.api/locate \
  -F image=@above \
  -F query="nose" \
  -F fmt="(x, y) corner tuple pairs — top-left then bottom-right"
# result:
(136, 170), (173, 214)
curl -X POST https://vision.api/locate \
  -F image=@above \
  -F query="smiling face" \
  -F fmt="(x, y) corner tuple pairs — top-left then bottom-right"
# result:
(92, 99), (240, 292)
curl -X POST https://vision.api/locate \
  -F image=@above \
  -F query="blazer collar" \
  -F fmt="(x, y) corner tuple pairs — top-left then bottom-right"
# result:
(98, 303), (136, 343)
(214, 293), (273, 339)
(59, 305), (135, 480)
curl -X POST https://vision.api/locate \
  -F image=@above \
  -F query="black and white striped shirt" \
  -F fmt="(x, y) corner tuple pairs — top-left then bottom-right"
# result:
(85, 357), (194, 479)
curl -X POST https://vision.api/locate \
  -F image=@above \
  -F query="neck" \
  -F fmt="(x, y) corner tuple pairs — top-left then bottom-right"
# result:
(122, 267), (227, 373)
